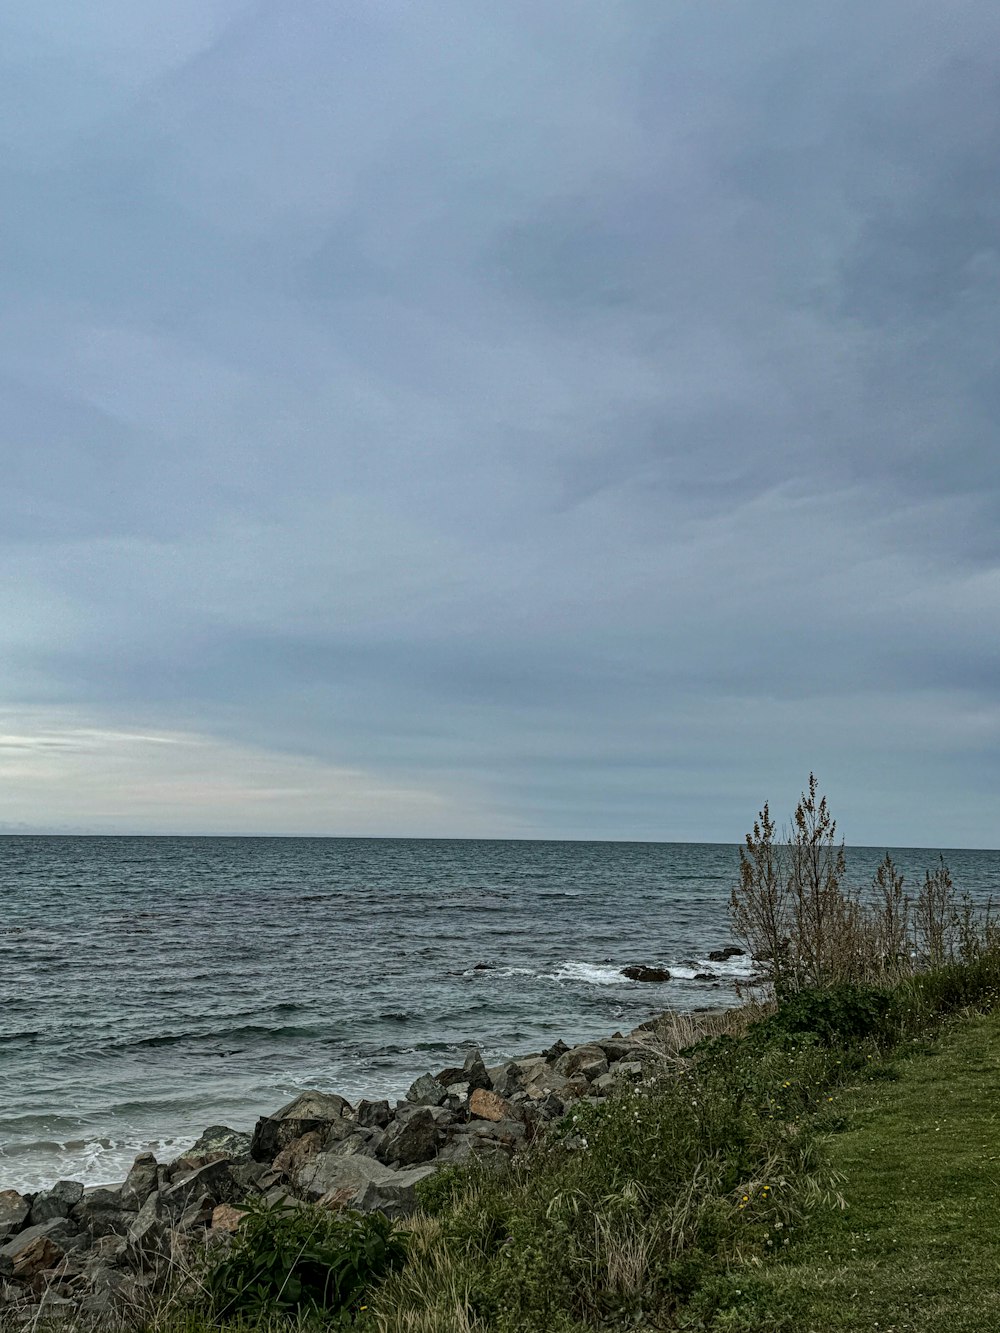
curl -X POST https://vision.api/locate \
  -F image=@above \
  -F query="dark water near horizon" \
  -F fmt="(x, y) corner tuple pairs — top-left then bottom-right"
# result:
(2, 836), (998, 1192)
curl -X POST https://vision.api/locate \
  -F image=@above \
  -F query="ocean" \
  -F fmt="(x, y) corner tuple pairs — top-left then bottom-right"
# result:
(2, 836), (997, 1193)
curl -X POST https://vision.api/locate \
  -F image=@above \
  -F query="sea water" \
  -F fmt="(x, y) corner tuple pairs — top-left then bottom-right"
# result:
(1, 836), (996, 1191)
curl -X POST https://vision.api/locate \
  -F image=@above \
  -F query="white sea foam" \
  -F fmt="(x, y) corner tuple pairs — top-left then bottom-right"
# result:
(0, 1133), (197, 1196)
(551, 961), (625, 986)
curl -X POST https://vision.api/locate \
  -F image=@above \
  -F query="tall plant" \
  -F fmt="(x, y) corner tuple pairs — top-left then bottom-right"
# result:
(731, 777), (976, 994)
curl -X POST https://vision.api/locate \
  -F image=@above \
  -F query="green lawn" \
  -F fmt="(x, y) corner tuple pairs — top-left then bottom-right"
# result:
(703, 1012), (1000, 1332)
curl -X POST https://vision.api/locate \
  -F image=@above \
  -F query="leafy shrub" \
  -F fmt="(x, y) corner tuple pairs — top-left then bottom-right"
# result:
(203, 1197), (406, 1323)
(759, 984), (895, 1048)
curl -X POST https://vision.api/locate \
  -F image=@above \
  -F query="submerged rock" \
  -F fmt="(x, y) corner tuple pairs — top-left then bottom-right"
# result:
(622, 965), (671, 983)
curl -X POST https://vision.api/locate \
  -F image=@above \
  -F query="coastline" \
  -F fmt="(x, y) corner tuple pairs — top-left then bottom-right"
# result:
(0, 998), (742, 1318)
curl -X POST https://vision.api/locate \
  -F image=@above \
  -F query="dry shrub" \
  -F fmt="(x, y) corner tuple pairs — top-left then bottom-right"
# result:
(731, 775), (998, 995)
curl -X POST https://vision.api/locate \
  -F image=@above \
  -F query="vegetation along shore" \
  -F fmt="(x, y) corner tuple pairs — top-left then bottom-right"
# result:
(2, 778), (998, 1332)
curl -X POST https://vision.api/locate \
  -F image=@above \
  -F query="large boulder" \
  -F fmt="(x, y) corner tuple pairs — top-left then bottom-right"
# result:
(440, 1118), (525, 1162)
(377, 1109), (444, 1167)
(0, 1192), (30, 1241)
(293, 1153), (434, 1218)
(354, 1164), (437, 1219)
(251, 1091), (352, 1162)
(553, 1045), (609, 1081)
(491, 1058), (548, 1098)
(161, 1161), (237, 1219)
(128, 1192), (169, 1268)
(272, 1130), (324, 1178)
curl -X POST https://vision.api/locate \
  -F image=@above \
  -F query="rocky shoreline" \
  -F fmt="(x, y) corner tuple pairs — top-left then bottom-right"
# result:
(0, 953), (748, 1324)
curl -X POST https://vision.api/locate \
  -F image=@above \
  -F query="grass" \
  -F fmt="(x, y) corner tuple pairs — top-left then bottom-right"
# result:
(697, 1010), (1000, 1332)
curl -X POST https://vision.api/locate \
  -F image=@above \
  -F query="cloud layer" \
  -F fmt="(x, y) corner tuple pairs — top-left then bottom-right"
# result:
(2, 2), (999, 844)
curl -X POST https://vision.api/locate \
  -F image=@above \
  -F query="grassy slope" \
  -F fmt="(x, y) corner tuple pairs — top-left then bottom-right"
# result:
(708, 1011), (1000, 1333)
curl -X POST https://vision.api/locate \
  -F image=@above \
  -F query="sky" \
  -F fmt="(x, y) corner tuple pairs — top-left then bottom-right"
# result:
(1, 1), (998, 845)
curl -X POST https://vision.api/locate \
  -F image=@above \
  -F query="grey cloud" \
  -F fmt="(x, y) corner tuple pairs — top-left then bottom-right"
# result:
(1, 0), (999, 844)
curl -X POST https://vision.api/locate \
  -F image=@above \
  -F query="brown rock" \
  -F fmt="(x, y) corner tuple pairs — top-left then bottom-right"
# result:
(11, 1235), (63, 1282)
(469, 1088), (522, 1122)
(210, 1204), (246, 1233)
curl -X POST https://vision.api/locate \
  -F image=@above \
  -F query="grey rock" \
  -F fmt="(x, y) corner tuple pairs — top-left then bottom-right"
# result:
(354, 1163), (437, 1219)
(229, 1159), (277, 1194)
(596, 1038), (642, 1064)
(294, 1152), (435, 1218)
(707, 946), (745, 961)
(395, 1103), (453, 1127)
(251, 1090), (352, 1162)
(405, 1073), (449, 1107)
(128, 1192), (168, 1267)
(521, 1065), (573, 1101)
(87, 1233), (129, 1266)
(71, 1187), (129, 1239)
(275, 1091), (354, 1121)
(377, 1109), (444, 1166)
(161, 1161), (236, 1218)
(29, 1180), (84, 1226)
(355, 1099), (392, 1129)
(445, 1082), (471, 1110)
(542, 1039), (570, 1063)
(490, 1058), (547, 1098)
(553, 1045), (609, 1081)
(187, 1125), (252, 1159)
(437, 1119), (524, 1166)
(534, 1092), (567, 1120)
(179, 1193), (215, 1233)
(461, 1048), (493, 1092)
(0, 1192), (30, 1242)
(121, 1154), (159, 1211)
(592, 1073), (616, 1096)
(437, 1048), (492, 1092)
(319, 1117), (365, 1150)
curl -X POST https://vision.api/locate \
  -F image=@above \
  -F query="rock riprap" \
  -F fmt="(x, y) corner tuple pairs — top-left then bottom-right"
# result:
(0, 1023), (665, 1322)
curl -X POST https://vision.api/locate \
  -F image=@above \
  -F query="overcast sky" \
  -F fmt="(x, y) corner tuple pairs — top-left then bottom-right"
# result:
(1, 1), (998, 845)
